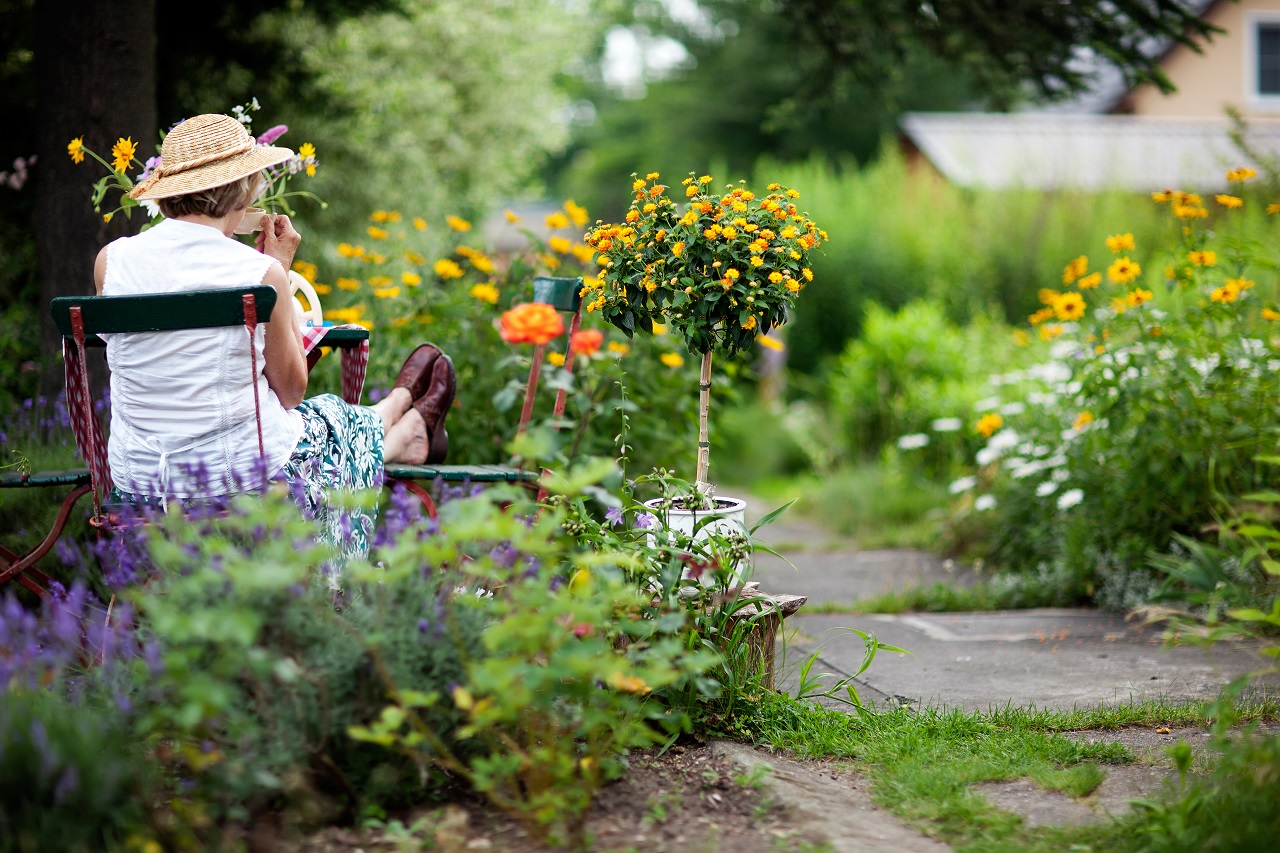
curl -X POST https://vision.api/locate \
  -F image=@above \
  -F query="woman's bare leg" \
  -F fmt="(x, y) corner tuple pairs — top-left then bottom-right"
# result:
(383, 406), (429, 464)
(370, 387), (414, 432)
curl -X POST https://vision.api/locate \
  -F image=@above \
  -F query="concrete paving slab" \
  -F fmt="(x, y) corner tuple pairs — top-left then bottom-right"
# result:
(749, 547), (975, 606)
(780, 610), (1275, 712)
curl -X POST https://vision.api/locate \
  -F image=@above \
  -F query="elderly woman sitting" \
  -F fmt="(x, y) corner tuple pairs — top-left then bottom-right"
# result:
(95, 113), (453, 564)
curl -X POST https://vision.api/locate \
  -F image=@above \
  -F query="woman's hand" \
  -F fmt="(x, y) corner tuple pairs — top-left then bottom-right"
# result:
(256, 213), (302, 271)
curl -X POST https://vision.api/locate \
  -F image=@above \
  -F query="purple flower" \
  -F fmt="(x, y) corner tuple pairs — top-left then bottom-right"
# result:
(53, 766), (80, 805)
(256, 125), (288, 146)
(605, 506), (625, 528)
(138, 155), (161, 182)
(489, 542), (519, 570)
(633, 512), (658, 531)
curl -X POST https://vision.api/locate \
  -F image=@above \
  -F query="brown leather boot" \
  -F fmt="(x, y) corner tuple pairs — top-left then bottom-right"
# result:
(393, 342), (443, 400)
(412, 353), (455, 464)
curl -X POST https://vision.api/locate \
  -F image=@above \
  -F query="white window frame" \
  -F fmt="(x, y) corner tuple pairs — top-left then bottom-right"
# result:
(1245, 10), (1280, 111)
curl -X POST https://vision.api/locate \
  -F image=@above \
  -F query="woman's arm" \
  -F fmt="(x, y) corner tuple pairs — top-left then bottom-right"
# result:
(93, 246), (108, 295)
(260, 261), (308, 409)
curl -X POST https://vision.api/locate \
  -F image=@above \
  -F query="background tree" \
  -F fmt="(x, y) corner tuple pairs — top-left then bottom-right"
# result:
(778, 0), (1220, 103)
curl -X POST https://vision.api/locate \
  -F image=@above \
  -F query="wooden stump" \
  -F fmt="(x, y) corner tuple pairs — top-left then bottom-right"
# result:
(726, 591), (807, 690)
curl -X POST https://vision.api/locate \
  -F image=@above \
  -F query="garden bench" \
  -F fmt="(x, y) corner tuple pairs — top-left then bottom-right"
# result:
(2, 276), (583, 596)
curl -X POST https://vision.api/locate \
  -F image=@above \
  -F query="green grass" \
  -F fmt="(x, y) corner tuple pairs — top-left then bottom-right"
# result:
(725, 692), (1280, 851)
(743, 465), (949, 550)
(807, 575), (1090, 615)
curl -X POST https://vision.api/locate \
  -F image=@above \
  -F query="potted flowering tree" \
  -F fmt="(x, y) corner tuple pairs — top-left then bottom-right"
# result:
(585, 173), (826, 573)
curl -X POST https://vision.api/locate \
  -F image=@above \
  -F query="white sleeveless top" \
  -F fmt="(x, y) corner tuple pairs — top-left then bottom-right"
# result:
(102, 218), (304, 498)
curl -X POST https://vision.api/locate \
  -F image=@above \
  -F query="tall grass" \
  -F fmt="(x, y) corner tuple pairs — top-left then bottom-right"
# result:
(760, 153), (1181, 373)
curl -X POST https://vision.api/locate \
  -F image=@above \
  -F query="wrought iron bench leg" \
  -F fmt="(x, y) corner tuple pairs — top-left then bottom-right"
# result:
(0, 483), (92, 596)
(387, 477), (439, 520)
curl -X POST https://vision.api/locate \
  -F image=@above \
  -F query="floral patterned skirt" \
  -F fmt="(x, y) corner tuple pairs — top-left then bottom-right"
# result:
(110, 394), (384, 579)
(277, 394), (384, 571)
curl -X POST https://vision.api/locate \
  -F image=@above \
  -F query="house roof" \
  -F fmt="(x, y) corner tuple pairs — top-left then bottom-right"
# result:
(900, 112), (1280, 191)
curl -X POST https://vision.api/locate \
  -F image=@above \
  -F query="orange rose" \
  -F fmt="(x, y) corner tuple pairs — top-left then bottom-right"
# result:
(569, 329), (604, 356)
(500, 302), (565, 345)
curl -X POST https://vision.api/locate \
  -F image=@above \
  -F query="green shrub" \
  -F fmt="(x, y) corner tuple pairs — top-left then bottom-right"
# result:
(0, 688), (149, 853)
(828, 299), (1019, 476)
(949, 179), (1280, 607)
(762, 154), (1189, 374)
(298, 204), (703, 479)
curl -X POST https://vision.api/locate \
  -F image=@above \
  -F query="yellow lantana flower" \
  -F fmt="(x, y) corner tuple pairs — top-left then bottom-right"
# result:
(975, 413), (1003, 438)
(1105, 233), (1135, 253)
(434, 258), (464, 279)
(1107, 257), (1142, 285)
(1211, 284), (1238, 303)
(758, 334), (784, 351)
(469, 283), (499, 304)
(564, 200), (589, 228)
(299, 142), (316, 160)
(1126, 288), (1153, 307)
(291, 260), (318, 282)
(1062, 255), (1088, 284)
(1053, 292), (1086, 322)
(110, 137), (136, 173)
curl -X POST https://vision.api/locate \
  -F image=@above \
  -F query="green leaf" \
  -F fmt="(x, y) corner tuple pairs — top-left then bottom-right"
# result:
(1226, 608), (1270, 622)
(750, 498), (797, 534)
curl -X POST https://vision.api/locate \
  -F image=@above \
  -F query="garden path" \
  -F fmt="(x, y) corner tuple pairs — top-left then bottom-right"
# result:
(743, 495), (1276, 713)
(737, 495), (1279, 840)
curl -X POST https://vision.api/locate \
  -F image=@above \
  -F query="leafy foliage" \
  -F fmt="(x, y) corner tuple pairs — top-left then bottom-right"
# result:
(586, 173), (826, 359)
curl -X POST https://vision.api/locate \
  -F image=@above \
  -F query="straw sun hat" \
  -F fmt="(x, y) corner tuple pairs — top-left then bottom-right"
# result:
(128, 113), (294, 201)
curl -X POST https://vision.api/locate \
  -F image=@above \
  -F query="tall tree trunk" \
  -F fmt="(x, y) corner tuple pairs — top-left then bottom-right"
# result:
(33, 0), (156, 398)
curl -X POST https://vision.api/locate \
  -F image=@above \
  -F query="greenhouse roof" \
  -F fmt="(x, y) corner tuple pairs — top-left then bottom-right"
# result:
(899, 112), (1280, 191)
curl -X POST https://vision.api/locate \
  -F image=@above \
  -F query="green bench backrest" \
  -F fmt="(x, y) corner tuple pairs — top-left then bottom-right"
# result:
(50, 286), (278, 336)
(532, 276), (583, 313)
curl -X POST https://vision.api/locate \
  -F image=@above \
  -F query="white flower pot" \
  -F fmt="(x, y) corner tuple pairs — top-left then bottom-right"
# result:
(642, 495), (751, 587)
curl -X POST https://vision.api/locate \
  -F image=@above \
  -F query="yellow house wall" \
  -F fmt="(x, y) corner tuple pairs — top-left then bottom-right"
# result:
(1128, 0), (1280, 117)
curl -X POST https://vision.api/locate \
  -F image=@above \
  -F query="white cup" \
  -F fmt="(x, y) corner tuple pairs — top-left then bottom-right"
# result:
(233, 207), (268, 235)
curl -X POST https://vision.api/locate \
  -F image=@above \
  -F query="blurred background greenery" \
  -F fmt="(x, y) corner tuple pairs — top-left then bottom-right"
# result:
(4, 0), (1271, 611)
